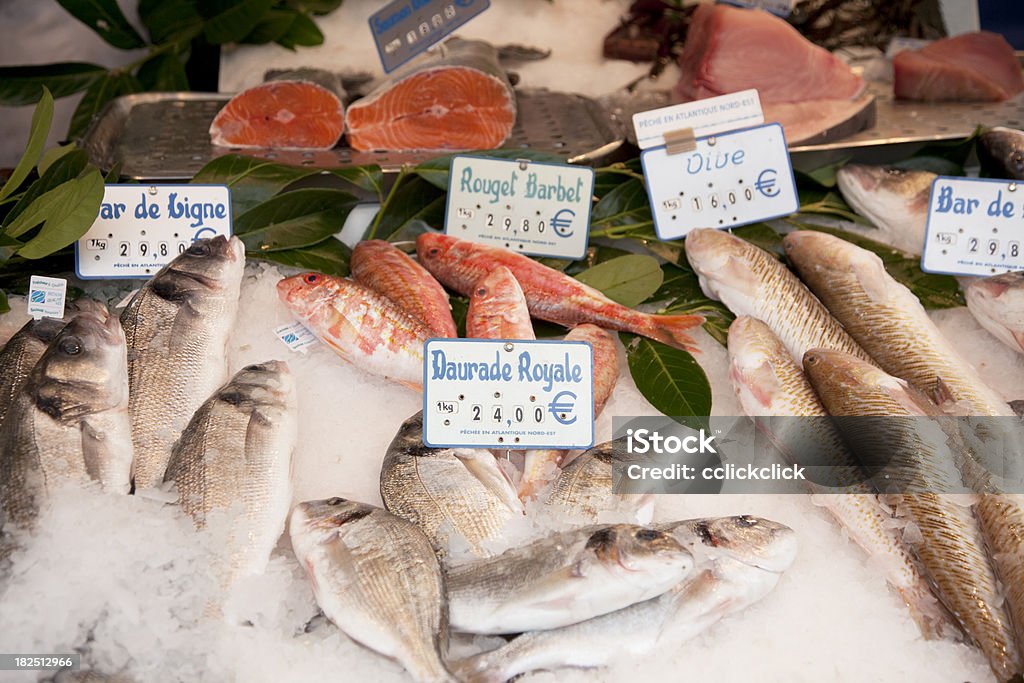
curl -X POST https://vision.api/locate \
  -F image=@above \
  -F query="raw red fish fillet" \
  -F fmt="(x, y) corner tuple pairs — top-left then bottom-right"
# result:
(346, 38), (516, 152)
(894, 32), (1024, 102)
(210, 80), (344, 150)
(675, 3), (864, 104)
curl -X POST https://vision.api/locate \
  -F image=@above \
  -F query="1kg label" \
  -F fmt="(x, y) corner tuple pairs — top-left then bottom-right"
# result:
(369, 0), (490, 73)
(640, 123), (798, 239)
(923, 177), (1024, 276)
(423, 339), (594, 449)
(445, 156), (594, 260)
(75, 185), (232, 280)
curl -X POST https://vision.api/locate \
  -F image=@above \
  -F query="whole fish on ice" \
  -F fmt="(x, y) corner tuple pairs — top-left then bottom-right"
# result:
(277, 272), (430, 389)
(0, 316), (65, 431)
(836, 164), (935, 256)
(965, 271), (1024, 355)
(446, 524), (693, 634)
(121, 236), (244, 489)
(417, 233), (702, 351)
(545, 438), (651, 522)
(290, 498), (457, 683)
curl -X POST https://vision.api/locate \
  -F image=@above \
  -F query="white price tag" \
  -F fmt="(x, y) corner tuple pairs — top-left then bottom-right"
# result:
(75, 184), (232, 280)
(444, 156), (594, 260)
(274, 321), (320, 354)
(632, 90), (764, 151)
(27, 275), (66, 320)
(922, 177), (1024, 276)
(640, 123), (798, 240)
(423, 339), (594, 449)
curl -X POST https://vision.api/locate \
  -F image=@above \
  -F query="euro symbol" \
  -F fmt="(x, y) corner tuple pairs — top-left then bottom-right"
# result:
(755, 169), (780, 198)
(548, 390), (578, 425)
(550, 208), (575, 238)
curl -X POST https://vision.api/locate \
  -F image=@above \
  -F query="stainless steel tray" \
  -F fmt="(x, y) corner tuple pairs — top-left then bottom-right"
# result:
(80, 90), (625, 181)
(790, 81), (1024, 153)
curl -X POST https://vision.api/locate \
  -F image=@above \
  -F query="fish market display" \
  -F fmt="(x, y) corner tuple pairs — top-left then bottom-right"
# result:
(164, 361), (297, 585)
(417, 233), (702, 351)
(673, 3), (869, 144)
(545, 438), (648, 521)
(380, 412), (523, 556)
(783, 231), (1014, 418)
(519, 324), (620, 501)
(447, 524), (693, 634)
(966, 272), (1024, 355)
(0, 317), (65, 431)
(290, 498), (456, 683)
(454, 516), (797, 682)
(0, 305), (132, 527)
(345, 38), (516, 152)
(979, 127), (1024, 180)
(350, 240), (457, 338)
(121, 236), (244, 489)
(803, 349), (1022, 681)
(465, 265), (535, 340)
(277, 272), (430, 389)
(684, 228), (870, 364)
(726, 316), (949, 638)
(209, 70), (346, 150)
(894, 32), (1024, 102)
(836, 164), (935, 256)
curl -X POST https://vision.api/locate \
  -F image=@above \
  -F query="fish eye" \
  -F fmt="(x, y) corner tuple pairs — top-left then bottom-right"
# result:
(695, 522), (714, 545)
(187, 242), (211, 256)
(429, 248), (440, 256)
(59, 337), (82, 356)
(304, 274), (322, 285)
(804, 354), (818, 366)
(476, 287), (487, 297)
(326, 497), (346, 506)
(635, 529), (661, 542)
(736, 515), (758, 527)
(1012, 151), (1024, 173)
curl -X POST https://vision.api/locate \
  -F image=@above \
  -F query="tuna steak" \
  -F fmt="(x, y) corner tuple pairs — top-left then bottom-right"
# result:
(894, 32), (1024, 102)
(345, 38), (516, 152)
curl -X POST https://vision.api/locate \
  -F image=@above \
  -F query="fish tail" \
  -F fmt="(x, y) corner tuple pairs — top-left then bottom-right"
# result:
(643, 313), (704, 352)
(518, 449), (565, 501)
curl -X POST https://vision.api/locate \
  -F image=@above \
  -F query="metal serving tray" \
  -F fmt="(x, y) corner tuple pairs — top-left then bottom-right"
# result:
(79, 89), (625, 181)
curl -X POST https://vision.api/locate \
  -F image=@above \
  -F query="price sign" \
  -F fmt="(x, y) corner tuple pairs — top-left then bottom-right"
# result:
(640, 123), (798, 240)
(75, 185), (231, 280)
(444, 156), (594, 260)
(369, 0), (490, 73)
(423, 339), (594, 450)
(922, 177), (1024, 276)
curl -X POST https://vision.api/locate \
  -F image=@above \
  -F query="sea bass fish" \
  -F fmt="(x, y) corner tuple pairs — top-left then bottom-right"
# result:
(465, 265), (534, 340)
(784, 230), (1013, 418)
(0, 317), (65, 430)
(965, 271), (1024, 354)
(380, 412), (523, 557)
(979, 127), (1024, 180)
(351, 240), (457, 338)
(0, 305), (132, 526)
(446, 524), (693, 634)
(277, 273), (431, 389)
(121, 236), (244, 489)
(164, 361), (296, 585)
(290, 498), (457, 683)
(417, 233), (702, 351)
(544, 438), (651, 522)
(454, 516), (797, 682)
(727, 316), (951, 638)
(519, 324), (620, 501)
(803, 349), (1022, 681)
(684, 228), (870, 364)
(836, 164), (935, 256)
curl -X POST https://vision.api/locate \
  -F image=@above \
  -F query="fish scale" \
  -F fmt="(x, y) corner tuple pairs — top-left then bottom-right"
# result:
(0, 318), (64, 431)
(684, 228), (871, 364)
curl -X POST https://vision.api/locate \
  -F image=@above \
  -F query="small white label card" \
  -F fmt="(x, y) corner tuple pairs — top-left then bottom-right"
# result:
(27, 275), (66, 320)
(632, 89), (764, 151)
(641, 123), (798, 240)
(274, 321), (320, 354)
(75, 184), (232, 280)
(423, 339), (594, 450)
(445, 156), (594, 260)
(923, 177), (1024, 276)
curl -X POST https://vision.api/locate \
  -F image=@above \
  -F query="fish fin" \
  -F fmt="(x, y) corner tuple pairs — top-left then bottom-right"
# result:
(1014, 330), (1024, 354)
(518, 450), (562, 501)
(645, 313), (704, 352)
(453, 450), (525, 514)
(729, 360), (779, 411)
(1009, 400), (1024, 418)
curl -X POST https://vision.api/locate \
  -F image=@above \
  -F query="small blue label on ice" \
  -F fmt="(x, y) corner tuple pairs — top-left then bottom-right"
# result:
(369, 0), (491, 73)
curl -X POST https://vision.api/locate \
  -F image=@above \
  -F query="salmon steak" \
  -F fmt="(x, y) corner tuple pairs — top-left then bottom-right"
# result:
(210, 79), (345, 150)
(894, 32), (1024, 102)
(345, 38), (516, 152)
